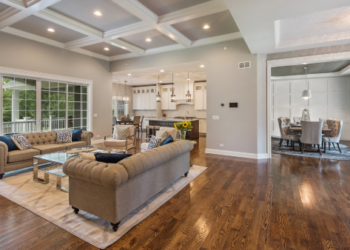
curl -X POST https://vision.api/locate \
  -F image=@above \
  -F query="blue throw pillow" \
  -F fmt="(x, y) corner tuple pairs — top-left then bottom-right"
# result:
(160, 135), (174, 146)
(72, 129), (83, 141)
(0, 135), (19, 152)
(95, 153), (132, 164)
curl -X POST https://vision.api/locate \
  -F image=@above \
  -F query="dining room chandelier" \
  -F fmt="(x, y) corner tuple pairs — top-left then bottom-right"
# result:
(122, 80), (130, 104)
(301, 66), (312, 100)
(185, 72), (191, 102)
(170, 73), (176, 102)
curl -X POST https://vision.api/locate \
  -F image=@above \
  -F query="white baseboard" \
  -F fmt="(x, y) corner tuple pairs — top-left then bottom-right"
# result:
(205, 148), (269, 159)
(92, 139), (104, 144)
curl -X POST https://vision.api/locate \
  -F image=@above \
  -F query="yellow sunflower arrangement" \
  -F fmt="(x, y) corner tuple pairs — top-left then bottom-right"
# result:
(174, 120), (193, 139)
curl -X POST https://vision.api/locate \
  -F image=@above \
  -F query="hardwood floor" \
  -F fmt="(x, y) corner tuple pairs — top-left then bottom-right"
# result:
(1, 135), (350, 249)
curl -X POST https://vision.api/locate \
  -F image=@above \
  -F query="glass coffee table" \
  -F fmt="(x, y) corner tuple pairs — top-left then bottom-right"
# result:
(33, 145), (123, 192)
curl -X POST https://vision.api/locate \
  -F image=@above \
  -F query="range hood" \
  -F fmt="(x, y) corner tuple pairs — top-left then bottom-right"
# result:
(176, 99), (194, 105)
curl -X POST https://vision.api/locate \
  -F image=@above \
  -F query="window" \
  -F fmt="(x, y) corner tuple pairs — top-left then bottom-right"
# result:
(117, 100), (125, 117)
(112, 100), (115, 116)
(1, 75), (89, 135)
(2, 76), (37, 134)
(112, 98), (127, 118)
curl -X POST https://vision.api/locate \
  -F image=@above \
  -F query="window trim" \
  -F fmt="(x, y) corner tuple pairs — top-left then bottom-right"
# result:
(0, 66), (93, 135)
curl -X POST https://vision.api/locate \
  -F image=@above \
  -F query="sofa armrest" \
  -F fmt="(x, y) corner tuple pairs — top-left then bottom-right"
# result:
(63, 158), (129, 188)
(0, 142), (8, 175)
(81, 131), (94, 145)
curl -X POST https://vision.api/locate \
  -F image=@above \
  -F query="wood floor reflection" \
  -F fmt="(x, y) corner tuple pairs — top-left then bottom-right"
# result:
(1, 134), (350, 249)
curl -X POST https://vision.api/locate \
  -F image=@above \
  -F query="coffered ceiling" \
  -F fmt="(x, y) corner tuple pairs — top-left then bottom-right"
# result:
(0, 0), (241, 61)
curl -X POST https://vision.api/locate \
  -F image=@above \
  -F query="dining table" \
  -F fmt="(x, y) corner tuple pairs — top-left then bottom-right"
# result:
(115, 119), (133, 125)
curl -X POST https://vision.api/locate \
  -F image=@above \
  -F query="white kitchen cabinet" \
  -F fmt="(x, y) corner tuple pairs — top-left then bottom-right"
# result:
(174, 85), (184, 100)
(199, 119), (207, 133)
(161, 87), (169, 110)
(194, 83), (207, 110)
(132, 87), (156, 110)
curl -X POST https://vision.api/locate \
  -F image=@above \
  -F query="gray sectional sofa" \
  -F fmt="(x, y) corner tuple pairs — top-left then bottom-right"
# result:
(0, 131), (93, 179)
(63, 140), (194, 232)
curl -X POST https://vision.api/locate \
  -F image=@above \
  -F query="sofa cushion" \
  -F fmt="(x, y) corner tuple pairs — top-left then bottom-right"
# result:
(32, 144), (67, 154)
(7, 149), (41, 163)
(0, 135), (19, 152)
(62, 141), (87, 150)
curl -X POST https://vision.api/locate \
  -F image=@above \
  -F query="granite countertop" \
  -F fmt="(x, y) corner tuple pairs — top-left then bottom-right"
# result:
(148, 118), (199, 121)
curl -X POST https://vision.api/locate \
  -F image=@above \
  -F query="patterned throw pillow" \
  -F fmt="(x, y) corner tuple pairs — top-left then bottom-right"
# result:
(114, 126), (130, 140)
(156, 130), (168, 143)
(57, 130), (72, 143)
(11, 135), (32, 150)
(147, 136), (162, 150)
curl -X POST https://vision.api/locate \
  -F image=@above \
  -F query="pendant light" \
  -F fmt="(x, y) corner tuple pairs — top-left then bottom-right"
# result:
(170, 73), (176, 102)
(301, 66), (312, 100)
(185, 72), (191, 102)
(156, 74), (161, 102)
(122, 80), (130, 104)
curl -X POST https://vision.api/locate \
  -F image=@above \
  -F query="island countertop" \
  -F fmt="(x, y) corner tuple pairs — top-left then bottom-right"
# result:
(147, 118), (199, 121)
(148, 118), (199, 139)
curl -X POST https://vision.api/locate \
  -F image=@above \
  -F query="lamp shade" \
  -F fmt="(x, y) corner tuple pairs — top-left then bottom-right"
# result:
(302, 90), (312, 100)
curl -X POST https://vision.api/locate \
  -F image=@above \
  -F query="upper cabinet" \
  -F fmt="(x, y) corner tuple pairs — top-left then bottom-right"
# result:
(132, 86), (157, 110)
(161, 86), (176, 110)
(194, 83), (207, 110)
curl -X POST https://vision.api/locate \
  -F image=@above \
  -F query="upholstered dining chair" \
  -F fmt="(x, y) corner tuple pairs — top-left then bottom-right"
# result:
(278, 117), (300, 149)
(104, 125), (136, 153)
(322, 120), (343, 153)
(300, 121), (323, 156)
(293, 117), (302, 124)
(133, 116), (141, 138)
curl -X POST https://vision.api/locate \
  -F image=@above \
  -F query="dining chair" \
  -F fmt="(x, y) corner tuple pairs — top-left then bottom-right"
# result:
(300, 121), (323, 156)
(133, 116), (141, 138)
(293, 117), (302, 124)
(278, 117), (300, 149)
(322, 120), (343, 153)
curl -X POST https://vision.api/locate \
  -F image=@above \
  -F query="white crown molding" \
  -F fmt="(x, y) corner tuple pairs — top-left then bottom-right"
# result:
(0, 0), (60, 29)
(104, 21), (154, 39)
(109, 38), (145, 54)
(1, 26), (64, 48)
(0, 7), (20, 23)
(0, 66), (93, 84)
(205, 148), (269, 159)
(0, 0), (26, 9)
(35, 8), (103, 38)
(158, 0), (228, 26)
(71, 48), (110, 61)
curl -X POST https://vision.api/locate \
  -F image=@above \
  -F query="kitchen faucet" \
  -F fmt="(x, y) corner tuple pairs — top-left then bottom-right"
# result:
(185, 111), (189, 120)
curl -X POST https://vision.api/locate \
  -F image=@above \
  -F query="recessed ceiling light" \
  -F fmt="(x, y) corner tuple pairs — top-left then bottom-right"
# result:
(104, 47), (109, 51)
(160, 69), (164, 72)
(187, 78), (190, 80)
(203, 24), (210, 29)
(121, 46), (126, 49)
(146, 38), (152, 42)
(159, 81), (162, 82)
(200, 65), (205, 68)
(302, 62), (307, 64)
(94, 11), (102, 16)
(47, 28), (55, 32)
(128, 73), (131, 76)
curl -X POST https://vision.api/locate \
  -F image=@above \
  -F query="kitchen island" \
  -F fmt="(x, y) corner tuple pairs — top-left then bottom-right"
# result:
(148, 118), (199, 140)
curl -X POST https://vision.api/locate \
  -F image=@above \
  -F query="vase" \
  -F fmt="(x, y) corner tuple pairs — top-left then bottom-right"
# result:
(179, 130), (186, 140)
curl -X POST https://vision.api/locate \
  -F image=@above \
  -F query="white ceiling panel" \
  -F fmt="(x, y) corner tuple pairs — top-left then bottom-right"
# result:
(82, 42), (130, 56)
(138, 0), (212, 16)
(49, 0), (142, 32)
(119, 29), (177, 50)
(10, 15), (87, 43)
(172, 10), (238, 41)
(0, 2), (10, 12)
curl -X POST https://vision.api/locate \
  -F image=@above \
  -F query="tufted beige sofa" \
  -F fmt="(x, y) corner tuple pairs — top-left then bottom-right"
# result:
(0, 131), (93, 179)
(62, 140), (193, 232)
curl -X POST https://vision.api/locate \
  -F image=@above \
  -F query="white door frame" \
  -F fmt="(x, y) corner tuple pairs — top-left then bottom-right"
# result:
(267, 51), (350, 158)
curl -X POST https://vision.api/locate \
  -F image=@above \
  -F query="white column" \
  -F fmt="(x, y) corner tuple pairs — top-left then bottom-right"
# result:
(12, 90), (19, 121)
(36, 80), (41, 132)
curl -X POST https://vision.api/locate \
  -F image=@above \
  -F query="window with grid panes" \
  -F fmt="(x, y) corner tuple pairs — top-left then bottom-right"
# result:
(68, 84), (88, 131)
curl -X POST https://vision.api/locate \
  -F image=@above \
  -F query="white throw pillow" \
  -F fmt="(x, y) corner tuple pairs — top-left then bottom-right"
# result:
(156, 130), (168, 143)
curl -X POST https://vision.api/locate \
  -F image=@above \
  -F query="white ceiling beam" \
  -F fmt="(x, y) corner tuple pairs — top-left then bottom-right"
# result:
(156, 25), (191, 47)
(111, 0), (158, 24)
(104, 21), (154, 39)
(109, 38), (145, 54)
(71, 48), (109, 61)
(0, 0), (60, 29)
(64, 37), (100, 50)
(35, 8), (103, 38)
(191, 32), (242, 46)
(157, 0), (228, 26)
(23, 0), (41, 8)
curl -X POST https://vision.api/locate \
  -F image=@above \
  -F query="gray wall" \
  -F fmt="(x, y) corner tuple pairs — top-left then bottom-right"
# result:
(0, 32), (112, 140)
(111, 39), (263, 155)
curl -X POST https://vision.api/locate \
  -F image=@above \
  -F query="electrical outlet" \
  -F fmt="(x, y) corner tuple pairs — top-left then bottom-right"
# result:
(220, 144), (224, 147)
(212, 115), (219, 120)
(96, 135), (100, 138)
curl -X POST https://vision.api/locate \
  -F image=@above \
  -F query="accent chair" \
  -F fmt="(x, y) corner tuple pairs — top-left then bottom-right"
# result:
(104, 125), (136, 153)
(323, 120), (343, 153)
(278, 117), (300, 149)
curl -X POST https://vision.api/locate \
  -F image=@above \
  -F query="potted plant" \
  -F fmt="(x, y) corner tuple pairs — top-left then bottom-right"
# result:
(174, 121), (193, 140)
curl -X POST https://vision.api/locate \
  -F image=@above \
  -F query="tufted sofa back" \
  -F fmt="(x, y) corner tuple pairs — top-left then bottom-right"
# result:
(21, 131), (58, 146)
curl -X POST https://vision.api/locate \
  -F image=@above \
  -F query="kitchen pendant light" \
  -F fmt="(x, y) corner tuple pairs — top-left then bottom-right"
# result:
(186, 72), (191, 102)
(122, 80), (130, 104)
(170, 73), (176, 102)
(301, 66), (312, 100)
(156, 74), (161, 102)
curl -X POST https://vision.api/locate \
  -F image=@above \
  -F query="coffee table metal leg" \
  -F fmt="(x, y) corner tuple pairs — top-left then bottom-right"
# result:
(33, 158), (49, 184)
(56, 176), (68, 192)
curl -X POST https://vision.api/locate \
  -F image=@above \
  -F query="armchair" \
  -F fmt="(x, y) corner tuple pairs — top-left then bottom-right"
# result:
(104, 125), (136, 153)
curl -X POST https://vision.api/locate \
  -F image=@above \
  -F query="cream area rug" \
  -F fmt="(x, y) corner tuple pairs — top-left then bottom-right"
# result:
(0, 165), (206, 249)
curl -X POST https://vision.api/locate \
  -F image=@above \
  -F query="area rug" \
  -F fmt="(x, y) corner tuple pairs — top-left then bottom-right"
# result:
(272, 138), (350, 161)
(0, 165), (206, 249)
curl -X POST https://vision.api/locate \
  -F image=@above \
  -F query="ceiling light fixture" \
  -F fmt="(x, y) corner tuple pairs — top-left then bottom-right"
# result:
(186, 72), (191, 102)
(104, 47), (109, 51)
(47, 28), (55, 32)
(123, 81), (130, 104)
(200, 65), (205, 68)
(146, 38), (151, 42)
(302, 66), (312, 100)
(127, 73), (131, 76)
(160, 69), (164, 72)
(203, 24), (210, 29)
(94, 11), (102, 16)
(156, 75), (161, 102)
(159, 80), (162, 82)
(170, 73), (176, 102)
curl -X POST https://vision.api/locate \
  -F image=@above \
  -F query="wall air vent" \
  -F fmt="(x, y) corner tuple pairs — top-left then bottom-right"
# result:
(238, 61), (251, 69)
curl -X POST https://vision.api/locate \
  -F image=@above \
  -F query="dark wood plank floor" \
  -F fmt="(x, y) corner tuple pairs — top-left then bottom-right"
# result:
(1, 135), (350, 249)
